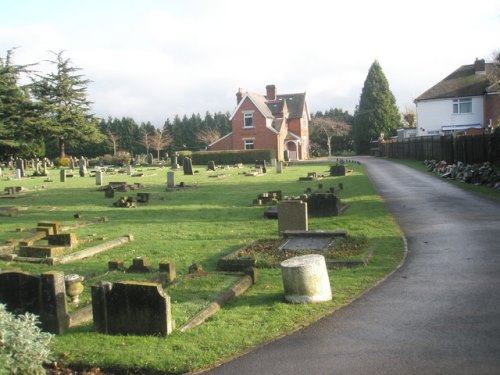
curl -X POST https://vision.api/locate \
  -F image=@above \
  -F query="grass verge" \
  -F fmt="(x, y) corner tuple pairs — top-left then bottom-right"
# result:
(0, 161), (403, 374)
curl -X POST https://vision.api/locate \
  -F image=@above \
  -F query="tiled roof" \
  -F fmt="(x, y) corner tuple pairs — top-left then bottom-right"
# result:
(276, 93), (306, 119)
(247, 92), (274, 118)
(415, 63), (494, 101)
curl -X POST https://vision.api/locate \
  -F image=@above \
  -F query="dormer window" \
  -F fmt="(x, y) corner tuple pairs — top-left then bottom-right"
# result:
(244, 112), (254, 128)
(453, 98), (472, 114)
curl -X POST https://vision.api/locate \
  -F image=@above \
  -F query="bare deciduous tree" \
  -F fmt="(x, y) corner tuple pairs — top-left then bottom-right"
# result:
(107, 130), (120, 156)
(310, 117), (350, 156)
(139, 128), (152, 155)
(196, 128), (220, 146)
(402, 106), (416, 128)
(151, 128), (172, 161)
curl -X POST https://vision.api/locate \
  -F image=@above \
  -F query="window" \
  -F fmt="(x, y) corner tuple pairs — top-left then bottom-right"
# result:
(453, 98), (472, 114)
(244, 139), (254, 150)
(244, 112), (253, 128)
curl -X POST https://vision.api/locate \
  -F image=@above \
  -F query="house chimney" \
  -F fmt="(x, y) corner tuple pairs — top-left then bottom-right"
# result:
(236, 88), (244, 105)
(266, 84), (276, 100)
(474, 58), (485, 74)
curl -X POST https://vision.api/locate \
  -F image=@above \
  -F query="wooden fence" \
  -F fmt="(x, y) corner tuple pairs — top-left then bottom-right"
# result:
(378, 131), (500, 165)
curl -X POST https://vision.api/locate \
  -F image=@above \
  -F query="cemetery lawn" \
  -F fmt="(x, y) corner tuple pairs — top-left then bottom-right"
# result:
(0, 161), (404, 374)
(391, 159), (500, 203)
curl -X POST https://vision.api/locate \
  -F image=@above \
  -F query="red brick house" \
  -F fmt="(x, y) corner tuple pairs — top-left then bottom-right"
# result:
(209, 85), (310, 161)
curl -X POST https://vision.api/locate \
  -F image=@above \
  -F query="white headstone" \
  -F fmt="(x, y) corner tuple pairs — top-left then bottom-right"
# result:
(276, 161), (283, 174)
(95, 171), (104, 186)
(167, 171), (175, 188)
(15, 169), (22, 179)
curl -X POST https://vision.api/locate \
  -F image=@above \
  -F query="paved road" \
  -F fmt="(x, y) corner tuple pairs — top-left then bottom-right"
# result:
(204, 157), (500, 375)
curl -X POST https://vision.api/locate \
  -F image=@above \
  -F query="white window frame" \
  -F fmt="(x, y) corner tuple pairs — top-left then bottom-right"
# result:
(452, 98), (472, 114)
(243, 112), (254, 128)
(244, 139), (255, 150)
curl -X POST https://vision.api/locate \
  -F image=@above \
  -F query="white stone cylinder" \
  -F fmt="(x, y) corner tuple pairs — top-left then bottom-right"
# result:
(281, 254), (332, 303)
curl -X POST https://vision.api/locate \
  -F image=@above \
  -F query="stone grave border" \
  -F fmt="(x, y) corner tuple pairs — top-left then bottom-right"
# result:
(218, 230), (371, 271)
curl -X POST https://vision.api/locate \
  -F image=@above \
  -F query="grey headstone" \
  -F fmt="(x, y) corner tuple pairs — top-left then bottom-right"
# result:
(60, 169), (66, 182)
(183, 157), (193, 175)
(167, 171), (175, 188)
(91, 281), (172, 336)
(277, 200), (308, 234)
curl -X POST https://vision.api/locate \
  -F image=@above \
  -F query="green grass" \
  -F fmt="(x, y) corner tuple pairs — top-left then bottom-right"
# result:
(389, 159), (500, 203)
(0, 162), (404, 374)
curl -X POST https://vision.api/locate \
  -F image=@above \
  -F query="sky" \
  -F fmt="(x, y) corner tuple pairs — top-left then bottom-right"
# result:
(1, 0), (499, 127)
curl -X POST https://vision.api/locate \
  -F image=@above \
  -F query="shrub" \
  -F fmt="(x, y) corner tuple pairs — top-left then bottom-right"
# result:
(53, 156), (71, 167)
(0, 304), (54, 374)
(191, 149), (276, 165)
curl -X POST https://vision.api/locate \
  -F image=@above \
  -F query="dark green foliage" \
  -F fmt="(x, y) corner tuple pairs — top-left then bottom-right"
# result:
(353, 61), (400, 153)
(0, 49), (45, 157)
(191, 149), (276, 165)
(31, 51), (103, 157)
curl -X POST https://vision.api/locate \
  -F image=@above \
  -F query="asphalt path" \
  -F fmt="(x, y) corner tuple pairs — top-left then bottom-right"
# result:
(203, 157), (500, 375)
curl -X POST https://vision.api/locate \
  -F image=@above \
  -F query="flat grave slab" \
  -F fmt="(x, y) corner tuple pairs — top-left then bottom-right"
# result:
(279, 236), (333, 251)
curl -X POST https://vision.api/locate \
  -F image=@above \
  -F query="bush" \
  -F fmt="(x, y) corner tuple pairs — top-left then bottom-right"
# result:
(0, 304), (53, 374)
(191, 149), (276, 165)
(53, 156), (71, 167)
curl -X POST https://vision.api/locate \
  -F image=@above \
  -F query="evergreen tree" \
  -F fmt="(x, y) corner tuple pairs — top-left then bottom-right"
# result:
(353, 60), (400, 153)
(31, 51), (102, 158)
(0, 49), (44, 156)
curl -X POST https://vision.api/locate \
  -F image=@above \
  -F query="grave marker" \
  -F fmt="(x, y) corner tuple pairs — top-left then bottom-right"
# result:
(91, 281), (173, 336)
(277, 200), (308, 234)
(167, 171), (175, 188)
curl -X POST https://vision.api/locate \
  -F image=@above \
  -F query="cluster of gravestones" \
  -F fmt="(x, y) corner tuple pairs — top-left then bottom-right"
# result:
(424, 160), (500, 189)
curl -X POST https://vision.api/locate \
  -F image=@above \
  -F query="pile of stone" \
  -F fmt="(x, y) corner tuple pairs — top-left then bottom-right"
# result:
(424, 160), (500, 190)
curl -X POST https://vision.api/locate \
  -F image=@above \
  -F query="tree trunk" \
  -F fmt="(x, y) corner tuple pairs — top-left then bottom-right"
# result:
(59, 137), (66, 158)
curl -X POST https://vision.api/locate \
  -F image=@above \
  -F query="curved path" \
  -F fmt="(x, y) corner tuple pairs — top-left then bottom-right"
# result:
(205, 157), (500, 375)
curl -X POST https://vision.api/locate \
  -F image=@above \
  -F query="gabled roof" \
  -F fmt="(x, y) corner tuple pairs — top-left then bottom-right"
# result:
(276, 93), (306, 119)
(229, 92), (274, 120)
(415, 62), (495, 102)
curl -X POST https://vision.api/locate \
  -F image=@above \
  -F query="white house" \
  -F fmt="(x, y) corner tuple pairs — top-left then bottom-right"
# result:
(414, 59), (500, 136)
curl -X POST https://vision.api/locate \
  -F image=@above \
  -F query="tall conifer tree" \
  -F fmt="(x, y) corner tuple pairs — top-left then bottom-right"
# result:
(353, 60), (400, 153)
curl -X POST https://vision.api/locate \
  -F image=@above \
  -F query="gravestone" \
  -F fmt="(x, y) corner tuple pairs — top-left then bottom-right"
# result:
(171, 152), (179, 169)
(207, 160), (216, 171)
(48, 233), (78, 248)
(167, 171), (175, 188)
(255, 160), (267, 173)
(126, 164), (133, 175)
(0, 270), (69, 334)
(78, 156), (87, 177)
(183, 157), (193, 175)
(159, 261), (176, 283)
(69, 157), (75, 170)
(95, 170), (104, 186)
(276, 161), (283, 174)
(108, 260), (125, 271)
(306, 193), (346, 217)
(127, 257), (152, 273)
(277, 200), (308, 234)
(105, 185), (115, 198)
(15, 169), (22, 179)
(271, 158), (277, 167)
(91, 281), (173, 336)
(15, 158), (25, 177)
(60, 169), (66, 182)
(147, 153), (154, 165)
(330, 165), (346, 176)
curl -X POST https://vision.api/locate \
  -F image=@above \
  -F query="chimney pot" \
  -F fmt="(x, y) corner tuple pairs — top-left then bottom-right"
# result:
(474, 58), (485, 73)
